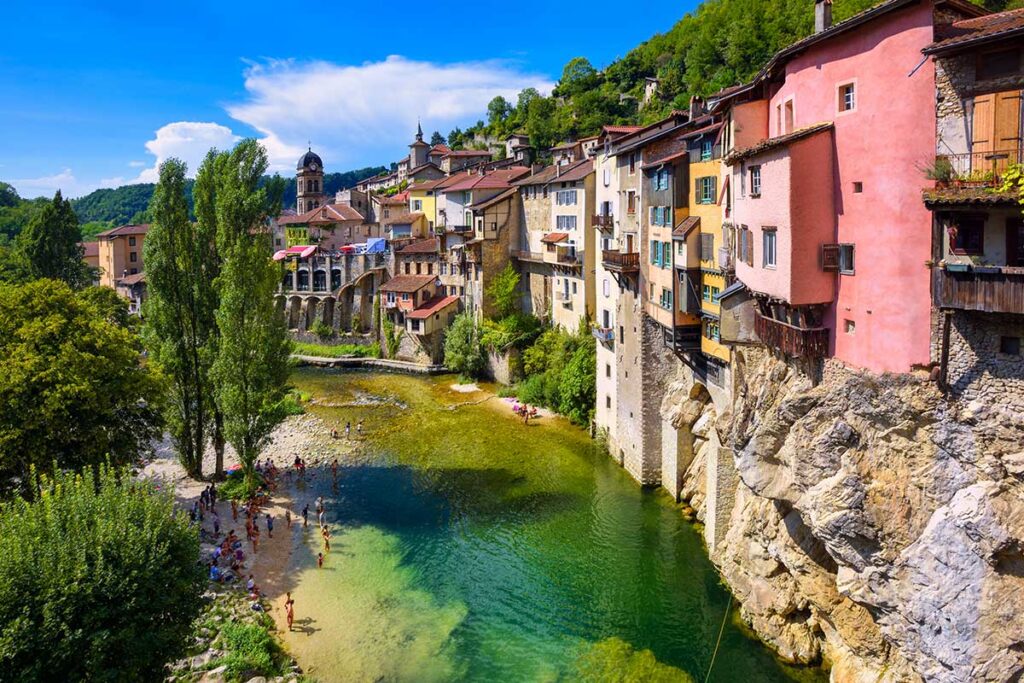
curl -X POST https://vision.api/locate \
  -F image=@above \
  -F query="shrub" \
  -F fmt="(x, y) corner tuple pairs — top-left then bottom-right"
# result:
(383, 318), (404, 359)
(220, 621), (286, 680)
(515, 322), (595, 426)
(308, 319), (334, 340)
(351, 312), (362, 332)
(0, 464), (204, 680)
(444, 311), (487, 379)
(218, 469), (265, 501)
(292, 341), (379, 358)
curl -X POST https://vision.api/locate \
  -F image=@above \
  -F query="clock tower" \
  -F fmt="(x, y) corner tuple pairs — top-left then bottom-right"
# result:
(296, 147), (325, 213)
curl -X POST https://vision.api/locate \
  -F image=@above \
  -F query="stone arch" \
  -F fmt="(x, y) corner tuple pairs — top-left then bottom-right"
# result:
(287, 296), (303, 329)
(302, 297), (321, 331)
(322, 297), (335, 329)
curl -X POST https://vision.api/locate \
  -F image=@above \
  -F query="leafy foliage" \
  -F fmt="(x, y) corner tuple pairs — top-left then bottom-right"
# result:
(0, 464), (204, 680)
(485, 262), (520, 319)
(209, 140), (292, 490)
(383, 318), (404, 359)
(292, 340), (379, 358)
(16, 191), (93, 288)
(480, 313), (543, 352)
(1000, 163), (1024, 207)
(0, 279), (163, 491)
(309, 319), (334, 341)
(443, 311), (487, 379)
(220, 621), (288, 680)
(518, 321), (596, 426)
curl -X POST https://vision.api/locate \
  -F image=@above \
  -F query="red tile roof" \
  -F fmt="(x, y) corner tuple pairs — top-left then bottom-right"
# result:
(470, 187), (517, 211)
(673, 215), (701, 238)
(79, 241), (99, 257)
(541, 232), (569, 244)
(380, 274), (436, 293)
(724, 122), (834, 165)
(925, 7), (1024, 54)
(279, 204), (363, 225)
(429, 144), (451, 156)
(397, 237), (439, 254)
(603, 125), (643, 135)
(383, 211), (425, 226)
(443, 149), (492, 158)
(117, 272), (146, 286)
(408, 162), (441, 175)
(96, 223), (150, 238)
(443, 167), (530, 192)
(407, 295), (460, 319)
(552, 159), (593, 183)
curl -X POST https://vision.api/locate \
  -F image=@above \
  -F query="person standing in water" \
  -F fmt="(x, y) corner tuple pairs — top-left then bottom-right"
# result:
(302, 504), (309, 528)
(357, 420), (363, 435)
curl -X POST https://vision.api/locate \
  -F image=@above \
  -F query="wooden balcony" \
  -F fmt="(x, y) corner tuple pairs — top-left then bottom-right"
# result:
(593, 214), (614, 229)
(511, 250), (545, 263)
(602, 250), (639, 273)
(934, 266), (1024, 314)
(447, 224), (473, 234)
(754, 312), (829, 358)
(665, 324), (701, 354)
(556, 249), (582, 266)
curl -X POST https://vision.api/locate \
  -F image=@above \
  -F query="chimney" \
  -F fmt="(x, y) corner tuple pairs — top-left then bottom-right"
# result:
(689, 95), (705, 120)
(815, 0), (833, 33)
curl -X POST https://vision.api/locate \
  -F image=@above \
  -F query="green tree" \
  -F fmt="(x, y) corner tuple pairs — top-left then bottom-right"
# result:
(486, 262), (520, 319)
(526, 97), (559, 150)
(557, 57), (601, 97)
(0, 279), (163, 492)
(0, 182), (19, 208)
(443, 311), (486, 379)
(0, 464), (204, 680)
(430, 131), (447, 146)
(16, 191), (93, 288)
(144, 158), (220, 479)
(487, 95), (512, 128)
(516, 87), (541, 114)
(210, 140), (291, 492)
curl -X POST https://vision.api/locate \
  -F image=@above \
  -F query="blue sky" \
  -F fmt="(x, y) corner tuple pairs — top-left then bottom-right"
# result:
(0, 0), (697, 199)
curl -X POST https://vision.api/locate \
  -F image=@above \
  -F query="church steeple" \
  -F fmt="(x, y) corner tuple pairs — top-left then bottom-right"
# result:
(416, 120), (424, 142)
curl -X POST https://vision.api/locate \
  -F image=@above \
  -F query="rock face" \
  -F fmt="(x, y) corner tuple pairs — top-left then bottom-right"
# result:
(673, 346), (1024, 682)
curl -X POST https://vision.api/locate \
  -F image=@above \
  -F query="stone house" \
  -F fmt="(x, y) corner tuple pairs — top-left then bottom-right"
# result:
(95, 223), (148, 289)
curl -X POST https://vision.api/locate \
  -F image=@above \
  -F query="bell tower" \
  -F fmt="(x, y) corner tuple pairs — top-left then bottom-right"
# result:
(296, 146), (325, 213)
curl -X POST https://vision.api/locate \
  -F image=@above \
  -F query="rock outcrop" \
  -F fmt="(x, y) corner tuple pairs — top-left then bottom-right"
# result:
(669, 346), (1024, 682)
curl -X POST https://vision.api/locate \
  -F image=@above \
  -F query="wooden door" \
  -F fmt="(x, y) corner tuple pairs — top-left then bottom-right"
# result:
(972, 90), (1023, 172)
(1008, 218), (1024, 268)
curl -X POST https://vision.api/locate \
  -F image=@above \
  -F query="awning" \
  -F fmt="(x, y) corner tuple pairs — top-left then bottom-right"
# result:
(272, 245), (317, 261)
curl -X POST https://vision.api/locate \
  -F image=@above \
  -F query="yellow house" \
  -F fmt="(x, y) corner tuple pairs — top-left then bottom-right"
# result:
(686, 130), (731, 364)
(408, 178), (445, 232)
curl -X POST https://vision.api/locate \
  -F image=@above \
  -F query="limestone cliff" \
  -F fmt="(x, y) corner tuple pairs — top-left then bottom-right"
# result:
(669, 347), (1024, 683)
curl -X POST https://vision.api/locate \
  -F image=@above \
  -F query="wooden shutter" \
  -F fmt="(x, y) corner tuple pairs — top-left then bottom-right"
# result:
(694, 177), (701, 203)
(994, 90), (1022, 158)
(822, 244), (840, 272)
(701, 234), (714, 261)
(745, 228), (753, 266)
(972, 94), (995, 155)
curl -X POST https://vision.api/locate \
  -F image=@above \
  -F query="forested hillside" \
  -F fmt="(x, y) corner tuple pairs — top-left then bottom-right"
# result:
(448, 0), (1014, 151)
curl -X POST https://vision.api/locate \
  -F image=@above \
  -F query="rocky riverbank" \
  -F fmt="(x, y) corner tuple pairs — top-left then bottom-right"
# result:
(665, 347), (1024, 682)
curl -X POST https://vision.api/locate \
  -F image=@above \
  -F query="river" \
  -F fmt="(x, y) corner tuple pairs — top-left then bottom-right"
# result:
(277, 368), (827, 682)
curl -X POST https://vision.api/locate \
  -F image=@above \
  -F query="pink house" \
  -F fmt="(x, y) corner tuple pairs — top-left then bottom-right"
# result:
(718, 0), (986, 373)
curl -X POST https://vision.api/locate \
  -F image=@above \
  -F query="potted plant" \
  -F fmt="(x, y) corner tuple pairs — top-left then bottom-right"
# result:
(923, 157), (954, 187)
(971, 256), (1001, 274)
(955, 168), (995, 188)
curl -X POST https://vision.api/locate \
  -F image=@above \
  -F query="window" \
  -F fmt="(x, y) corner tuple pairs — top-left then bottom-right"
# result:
(704, 320), (721, 342)
(839, 244), (855, 274)
(556, 215), (577, 230)
(702, 284), (711, 301)
(697, 177), (716, 204)
(427, 263), (433, 275)
(606, 395), (612, 409)
(656, 169), (670, 191)
(838, 83), (856, 112)
(700, 140), (713, 161)
(572, 281), (577, 294)
(738, 226), (753, 266)
(763, 228), (777, 268)
(700, 233), (714, 261)
(441, 263), (447, 274)
(626, 191), (636, 214)
(950, 216), (984, 255)
(128, 236), (136, 246)
(662, 241), (672, 268)
(750, 166), (762, 196)
(129, 252), (137, 263)
(844, 319), (856, 334)
(412, 199), (422, 211)
(784, 100), (794, 134)
(603, 169), (611, 186)
(650, 206), (669, 226)
(628, 153), (637, 174)
(660, 288), (673, 310)
(703, 284), (720, 302)
(651, 240), (662, 266)
(602, 310), (610, 328)
(542, 185), (548, 199)
(556, 190), (578, 205)
(853, 182), (863, 193)
(977, 48), (1021, 81)
(603, 279), (610, 297)
(1000, 336), (1021, 356)
(404, 262), (411, 274)
(402, 293), (410, 301)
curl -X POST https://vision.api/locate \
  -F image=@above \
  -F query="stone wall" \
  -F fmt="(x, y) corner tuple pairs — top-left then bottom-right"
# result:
(936, 310), (1024, 414)
(485, 349), (521, 385)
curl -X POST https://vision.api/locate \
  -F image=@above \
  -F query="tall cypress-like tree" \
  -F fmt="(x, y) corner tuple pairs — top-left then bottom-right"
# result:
(17, 190), (93, 288)
(209, 140), (290, 489)
(143, 159), (219, 479)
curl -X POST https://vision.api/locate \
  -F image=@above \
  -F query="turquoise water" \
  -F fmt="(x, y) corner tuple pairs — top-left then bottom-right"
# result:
(280, 369), (826, 682)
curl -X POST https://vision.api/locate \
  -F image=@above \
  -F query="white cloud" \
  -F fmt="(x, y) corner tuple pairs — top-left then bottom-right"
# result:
(134, 121), (241, 183)
(226, 56), (553, 171)
(10, 168), (81, 199)
(127, 160), (146, 168)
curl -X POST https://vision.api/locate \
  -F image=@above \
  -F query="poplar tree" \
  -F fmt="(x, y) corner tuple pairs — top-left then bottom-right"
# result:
(143, 159), (219, 478)
(17, 190), (93, 288)
(209, 140), (290, 490)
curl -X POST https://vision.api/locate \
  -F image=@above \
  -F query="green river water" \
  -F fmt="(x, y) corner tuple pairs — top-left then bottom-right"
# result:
(279, 368), (827, 682)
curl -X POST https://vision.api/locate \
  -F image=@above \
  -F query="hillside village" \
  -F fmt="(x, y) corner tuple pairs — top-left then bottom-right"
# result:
(6, 0), (1024, 678)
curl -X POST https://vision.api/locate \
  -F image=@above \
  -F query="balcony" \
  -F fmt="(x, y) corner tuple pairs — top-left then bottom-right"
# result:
(754, 312), (829, 358)
(602, 250), (639, 273)
(933, 149), (1023, 189)
(448, 224), (473, 234)
(511, 250), (544, 263)
(934, 266), (1024, 314)
(592, 326), (614, 343)
(556, 248), (582, 266)
(593, 214), (614, 229)
(555, 290), (572, 303)
(665, 324), (701, 353)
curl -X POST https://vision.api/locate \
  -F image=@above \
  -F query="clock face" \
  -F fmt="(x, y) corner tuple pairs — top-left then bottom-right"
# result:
(310, 163), (318, 171)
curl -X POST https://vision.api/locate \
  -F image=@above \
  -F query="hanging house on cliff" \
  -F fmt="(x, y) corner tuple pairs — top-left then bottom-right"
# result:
(919, 7), (1024, 397)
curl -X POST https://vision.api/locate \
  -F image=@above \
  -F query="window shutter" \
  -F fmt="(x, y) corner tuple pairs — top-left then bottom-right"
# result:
(710, 177), (718, 204)
(746, 229), (754, 266)
(701, 233), (714, 261)
(822, 243), (840, 272)
(650, 240), (657, 264)
(695, 176), (701, 202)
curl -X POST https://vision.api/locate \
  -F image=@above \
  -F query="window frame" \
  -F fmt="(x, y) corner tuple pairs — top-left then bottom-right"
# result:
(950, 215), (985, 256)
(837, 81), (857, 114)
(749, 166), (762, 197)
(762, 228), (777, 269)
